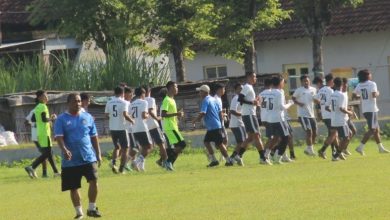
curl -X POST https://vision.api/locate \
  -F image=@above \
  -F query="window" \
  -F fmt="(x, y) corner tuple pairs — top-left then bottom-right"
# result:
(204, 65), (227, 79)
(283, 63), (309, 94)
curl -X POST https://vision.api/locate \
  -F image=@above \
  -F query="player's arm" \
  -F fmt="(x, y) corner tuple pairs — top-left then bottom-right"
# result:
(238, 94), (258, 105)
(123, 111), (134, 124)
(230, 110), (241, 117)
(192, 112), (205, 124)
(291, 96), (304, 107)
(149, 108), (161, 121)
(56, 136), (72, 160)
(41, 112), (56, 123)
(91, 135), (102, 166)
(142, 111), (149, 119)
(161, 110), (182, 118)
(372, 83), (380, 98)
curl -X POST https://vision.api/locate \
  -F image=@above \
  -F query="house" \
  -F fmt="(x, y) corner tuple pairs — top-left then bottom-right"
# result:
(0, 0), (81, 63)
(168, 0), (390, 116)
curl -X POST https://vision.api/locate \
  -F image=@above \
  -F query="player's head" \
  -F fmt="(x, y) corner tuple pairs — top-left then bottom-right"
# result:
(264, 78), (272, 89)
(166, 81), (178, 95)
(342, 78), (348, 92)
(333, 77), (342, 90)
(300, 75), (310, 88)
(271, 75), (285, 89)
(196, 85), (210, 98)
(67, 93), (81, 113)
(357, 69), (371, 83)
(159, 87), (168, 98)
(245, 71), (257, 85)
(325, 73), (334, 87)
(135, 87), (146, 99)
(114, 86), (124, 97)
(142, 85), (151, 96)
(234, 83), (242, 94)
(214, 83), (225, 97)
(124, 87), (133, 101)
(80, 92), (90, 108)
(36, 90), (48, 104)
(312, 76), (323, 89)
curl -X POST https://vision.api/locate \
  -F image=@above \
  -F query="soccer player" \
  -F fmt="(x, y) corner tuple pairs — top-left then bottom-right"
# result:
(259, 78), (273, 160)
(213, 83), (228, 146)
(123, 87), (139, 170)
(292, 75), (318, 156)
(267, 76), (294, 164)
(161, 81), (187, 168)
(80, 93), (90, 113)
(237, 72), (270, 165)
(143, 85), (171, 170)
(54, 93), (102, 219)
(342, 78), (357, 143)
(228, 83), (247, 166)
(315, 74), (338, 159)
(192, 85), (234, 167)
(105, 86), (133, 174)
(24, 90), (60, 178)
(322, 77), (353, 161)
(353, 69), (390, 155)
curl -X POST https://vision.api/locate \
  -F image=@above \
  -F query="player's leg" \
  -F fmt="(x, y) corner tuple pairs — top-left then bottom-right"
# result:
(118, 131), (129, 173)
(62, 166), (84, 219)
(319, 128), (338, 159)
(109, 131), (120, 173)
(34, 141), (48, 177)
(84, 163), (101, 217)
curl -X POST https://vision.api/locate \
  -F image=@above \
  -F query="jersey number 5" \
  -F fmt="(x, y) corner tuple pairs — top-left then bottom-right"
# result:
(113, 105), (118, 117)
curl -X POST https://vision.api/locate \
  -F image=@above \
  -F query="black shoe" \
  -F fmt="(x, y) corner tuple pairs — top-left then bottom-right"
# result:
(225, 161), (233, 166)
(74, 214), (84, 219)
(207, 161), (219, 167)
(87, 208), (101, 218)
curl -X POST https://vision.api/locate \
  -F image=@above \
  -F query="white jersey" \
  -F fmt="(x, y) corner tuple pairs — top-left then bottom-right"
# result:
(124, 100), (133, 133)
(267, 89), (285, 123)
(354, 80), (379, 113)
(105, 96), (129, 131)
(130, 99), (149, 133)
(330, 90), (348, 127)
(343, 91), (349, 120)
(240, 83), (257, 116)
(229, 95), (244, 128)
(145, 96), (160, 130)
(259, 89), (272, 122)
(293, 86), (317, 118)
(315, 86), (333, 119)
(25, 109), (37, 141)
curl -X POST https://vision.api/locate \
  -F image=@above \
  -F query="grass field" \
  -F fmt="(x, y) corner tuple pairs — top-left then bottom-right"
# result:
(1, 140), (390, 220)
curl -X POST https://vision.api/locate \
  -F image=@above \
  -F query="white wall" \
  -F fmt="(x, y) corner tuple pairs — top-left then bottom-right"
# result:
(168, 51), (244, 82)
(43, 38), (81, 55)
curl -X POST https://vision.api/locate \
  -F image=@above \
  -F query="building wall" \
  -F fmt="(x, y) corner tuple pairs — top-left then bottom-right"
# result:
(43, 38), (81, 55)
(168, 51), (244, 82)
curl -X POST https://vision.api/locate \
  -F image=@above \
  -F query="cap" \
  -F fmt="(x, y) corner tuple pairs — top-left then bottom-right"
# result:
(196, 85), (210, 93)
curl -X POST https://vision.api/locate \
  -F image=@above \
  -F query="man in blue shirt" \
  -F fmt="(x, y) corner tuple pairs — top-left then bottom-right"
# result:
(192, 85), (234, 167)
(54, 93), (102, 219)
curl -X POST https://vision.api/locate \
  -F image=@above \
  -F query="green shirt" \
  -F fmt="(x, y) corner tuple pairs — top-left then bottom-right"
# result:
(34, 103), (51, 147)
(161, 96), (179, 131)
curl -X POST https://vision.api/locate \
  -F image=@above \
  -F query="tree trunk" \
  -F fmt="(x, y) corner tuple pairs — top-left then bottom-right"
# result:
(172, 43), (186, 82)
(243, 36), (256, 74)
(311, 31), (324, 77)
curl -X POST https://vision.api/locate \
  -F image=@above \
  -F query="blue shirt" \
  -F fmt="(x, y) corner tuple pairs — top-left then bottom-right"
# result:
(201, 96), (222, 131)
(54, 112), (98, 167)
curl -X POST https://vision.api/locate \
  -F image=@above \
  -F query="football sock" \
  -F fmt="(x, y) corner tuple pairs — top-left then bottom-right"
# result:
(358, 143), (365, 150)
(289, 150), (295, 158)
(320, 144), (328, 152)
(209, 154), (217, 162)
(88, 203), (96, 211)
(378, 143), (384, 149)
(111, 159), (116, 165)
(75, 206), (83, 215)
(230, 151), (238, 158)
(238, 148), (246, 157)
(259, 150), (266, 160)
(42, 169), (47, 176)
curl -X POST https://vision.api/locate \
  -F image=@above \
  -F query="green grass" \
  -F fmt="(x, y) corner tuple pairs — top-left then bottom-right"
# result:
(1, 140), (390, 220)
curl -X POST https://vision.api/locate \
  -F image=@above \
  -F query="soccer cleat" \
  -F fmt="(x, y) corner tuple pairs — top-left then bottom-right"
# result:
(318, 150), (327, 159)
(260, 158), (273, 165)
(272, 155), (283, 165)
(355, 147), (365, 156)
(131, 161), (140, 172)
(24, 166), (37, 179)
(339, 153), (347, 160)
(165, 162), (174, 171)
(225, 160), (234, 166)
(74, 214), (84, 219)
(207, 161), (219, 168)
(124, 164), (132, 172)
(290, 154), (296, 160)
(379, 148), (390, 154)
(53, 172), (61, 178)
(343, 150), (352, 156)
(304, 149), (316, 157)
(281, 154), (293, 163)
(138, 160), (145, 172)
(234, 155), (244, 166)
(332, 156), (340, 162)
(109, 163), (119, 174)
(87, 207), (102, 218)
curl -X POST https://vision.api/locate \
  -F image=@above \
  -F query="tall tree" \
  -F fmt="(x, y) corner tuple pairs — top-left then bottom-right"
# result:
(292, 0), (363, 76)
(211, 0), (290, 73)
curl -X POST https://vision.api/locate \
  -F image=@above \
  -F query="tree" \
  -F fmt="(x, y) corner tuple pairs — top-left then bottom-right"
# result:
(292, 0), (363, 76)
(211, 0), (290, 73)
(151, 0), (218, 82)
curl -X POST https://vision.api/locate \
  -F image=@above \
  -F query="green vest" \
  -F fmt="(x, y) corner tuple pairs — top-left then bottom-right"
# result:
(34, 103), (51, 147)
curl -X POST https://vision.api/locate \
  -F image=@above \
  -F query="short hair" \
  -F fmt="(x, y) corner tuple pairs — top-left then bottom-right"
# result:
(358, 69), (370, 83)
(312, 76), (323, 84)
(300, 74), (309, 81)
(135, 87), (146, 97)
(325, 73), (334, 83)
(142, 85), (151, 92)
(264, 78), (272, 87)
(333, 77), (342, 88)
(245, 71), (255, 77)
(234, 83), (242, 90)
(124, 87), (133, 93)
(36, 90), (45, 98)
(80, 92), (89, 101)
(271, 76), (283, 87)
(214, 83), (225, 90)
(67, 93), (80, 103)
(159, 88), (168, 98)
(166, 81), (176, 89)
(342, 77), (348, 85)
(114, 86), (124, 95)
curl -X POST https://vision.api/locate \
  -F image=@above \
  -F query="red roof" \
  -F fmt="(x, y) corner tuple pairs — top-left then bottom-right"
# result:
(0, 0), (33, 24)
(256, 0), (390, 41)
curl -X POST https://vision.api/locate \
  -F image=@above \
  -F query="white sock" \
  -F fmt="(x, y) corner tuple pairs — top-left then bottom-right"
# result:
(378, 143), (384, 149)
(358, 143), (365, 150)
(310, 145), (314, 152)
(75, 206), (83, 215)
(265, 149), (271, 158)
(209, 154), (217, 162)
(88, 203), (96, 211)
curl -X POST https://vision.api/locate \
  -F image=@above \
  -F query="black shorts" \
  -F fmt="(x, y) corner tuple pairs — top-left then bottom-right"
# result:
(164, 132), (187, 149)
(347, 119), (356, 132)
(363, 112), (379, 129)
(299, 117), (317, 132)
(221, 127), (228, 140)
(204, 128), (225, 146)
(133, 131), (152, 146)
(269, 121), (290, 137)
(242, 115), (260, 134)
(110, 130), (129, 149)
(128, 133), (139, 149)
(231, 126), (247, 144)
(149, 128), (165, 145)
(264, 122), (273, 138)
(331, 124), (350, 138)
(61, 162), (98, 191)
(322, 118), (332, 134)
